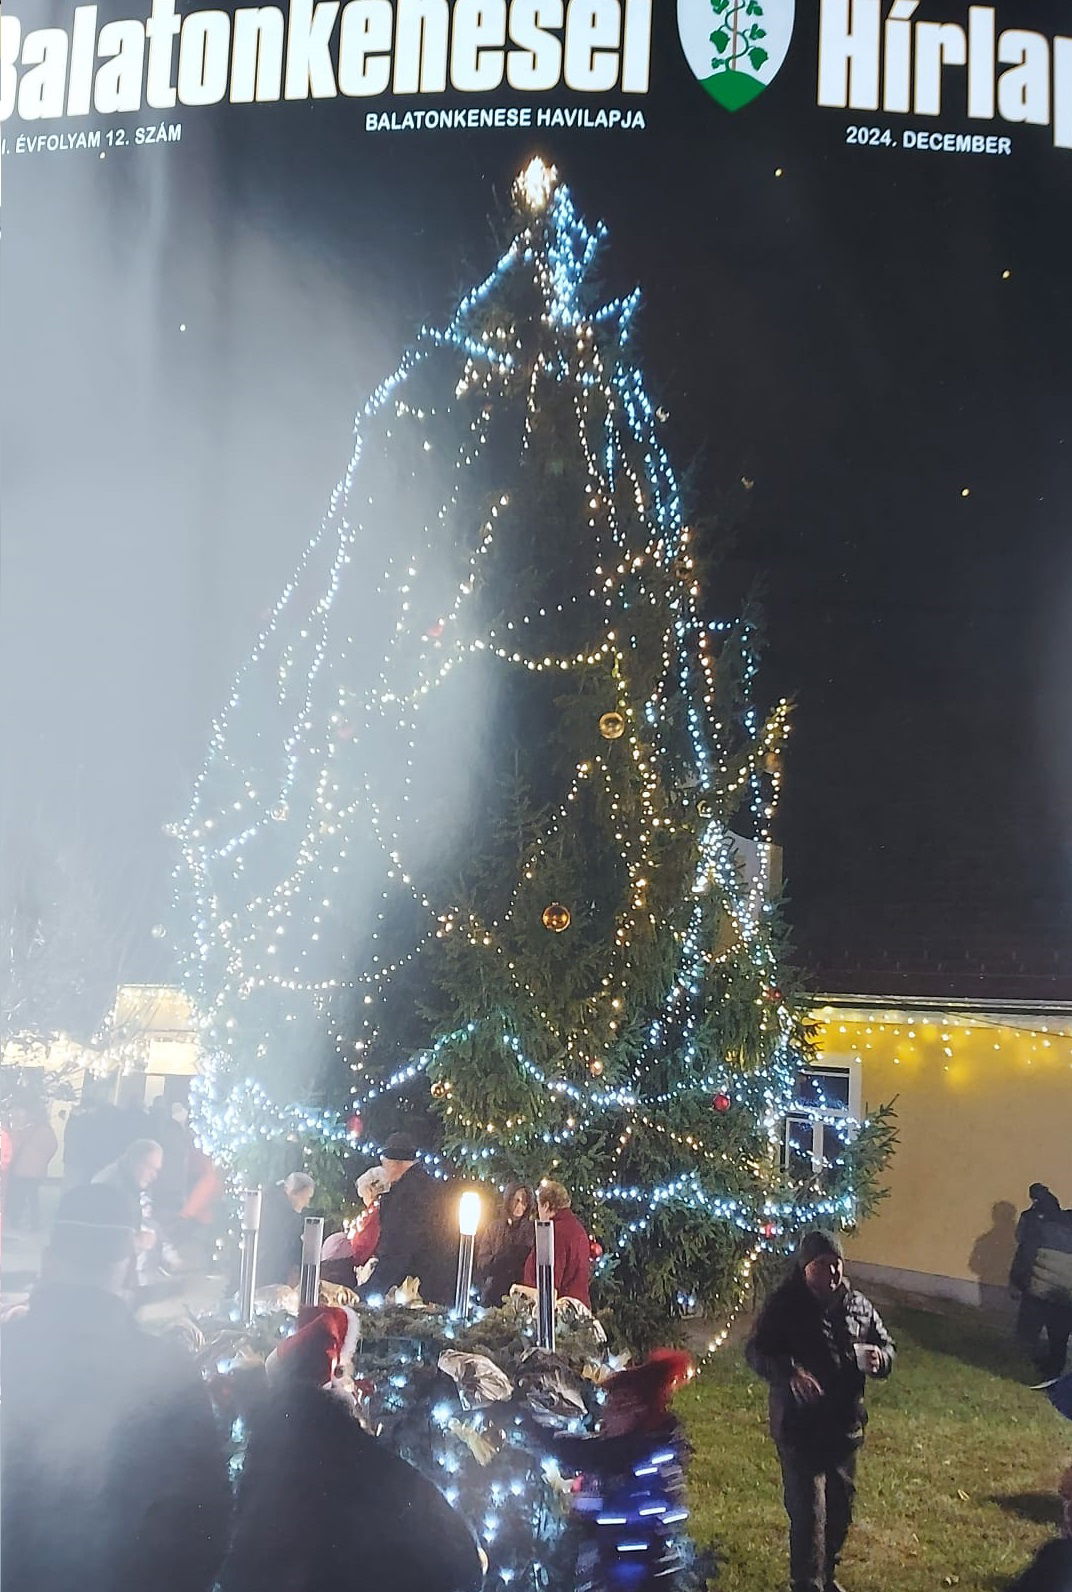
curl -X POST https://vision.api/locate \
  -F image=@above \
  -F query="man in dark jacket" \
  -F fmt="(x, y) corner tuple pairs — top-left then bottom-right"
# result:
(1012, 1184), (1072, 1379)
(356, 1131), (457, 1306)
(92, 1137), (165, 1286)
(746, 1230), (895, 1592)
(256, 1171), (316, 1287)
(1, 1183), (230, 1592)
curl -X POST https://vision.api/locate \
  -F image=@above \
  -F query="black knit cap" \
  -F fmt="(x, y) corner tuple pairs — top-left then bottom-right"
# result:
(381, 1131), (418, 1161)
(796, 1229), (845, 1270)
(51, 1183), (136, 1266)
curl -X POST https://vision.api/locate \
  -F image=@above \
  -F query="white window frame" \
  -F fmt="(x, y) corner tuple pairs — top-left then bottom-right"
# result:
(781, 1054), (862, 1178)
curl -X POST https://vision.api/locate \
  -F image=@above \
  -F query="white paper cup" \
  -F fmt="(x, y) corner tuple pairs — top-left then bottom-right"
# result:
(854, 1343), (872, 1371)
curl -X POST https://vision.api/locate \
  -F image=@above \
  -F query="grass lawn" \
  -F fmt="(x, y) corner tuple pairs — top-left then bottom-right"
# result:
(679, 1301), (1070, 1592)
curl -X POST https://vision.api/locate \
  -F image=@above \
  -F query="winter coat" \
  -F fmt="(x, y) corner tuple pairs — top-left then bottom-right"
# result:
(146, 1108), (193, 1214)
(91, 1159), (148, 1233)
(1027, 1215), (1072, 1310)
(219, 1381), (482, 1592)
(319, 1208), (379, 1288)
(1012, 1201), (1065, 1293)
(256, 1183), (306, 1286)
(91, 1160), (155, 1285)
(62, 1104), (128, 1186)
(522, 1207), (592, 1308)
(11, 1118), (58, 1179)
(351, 1202), (381, 1267)
(1, 1282), (230, 1592)
(745, 1270), (895, 1456)
(358, 1163), (457, 1305)
(179, 1150), (224, 1225)
(556, 1417), (691, 1592)
(478, 1214), (535, 1306)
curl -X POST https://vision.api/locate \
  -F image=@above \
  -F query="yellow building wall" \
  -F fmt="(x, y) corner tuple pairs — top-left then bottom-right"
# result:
(813, 1009), (1072, 1289)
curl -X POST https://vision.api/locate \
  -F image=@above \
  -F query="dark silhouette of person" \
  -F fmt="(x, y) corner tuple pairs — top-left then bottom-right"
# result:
(968, 1199), (1019, 1290)
(219, 1305), (482, 1592)
(476, 1180), (535, 1306)
(354, 1132), (456, 1306)
(2, 1183), (230, 1592)
(1011, 1185), (1072, 1379)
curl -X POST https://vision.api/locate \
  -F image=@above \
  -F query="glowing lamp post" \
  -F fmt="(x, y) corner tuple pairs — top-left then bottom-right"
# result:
(455, 1191), (482, 1320)
(238, 1187), (262, 1325)
(299, 1215), (324, 1308)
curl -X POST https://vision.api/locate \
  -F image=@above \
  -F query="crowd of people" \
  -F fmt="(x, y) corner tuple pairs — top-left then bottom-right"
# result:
(0, 1149), (617, 1592)
(2, 1107), (1070, 1592)
(312, 1131), (596, 1313)
(2, 1085), (226, 1276)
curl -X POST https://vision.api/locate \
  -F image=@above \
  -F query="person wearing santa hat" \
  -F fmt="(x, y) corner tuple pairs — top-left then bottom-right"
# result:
(220, 1303), (482, 1592)
(555, 1349), (698, 1591)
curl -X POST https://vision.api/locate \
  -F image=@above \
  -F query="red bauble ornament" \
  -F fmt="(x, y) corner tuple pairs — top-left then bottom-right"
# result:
(712, 1091), (732, 1114)
(766, 988), (783, 1004)
(761, 1221), (778, 1239)
(589, 1237), (604, 1261)
(347, 1112), (364, 1138)
(425, 619), (445, 640)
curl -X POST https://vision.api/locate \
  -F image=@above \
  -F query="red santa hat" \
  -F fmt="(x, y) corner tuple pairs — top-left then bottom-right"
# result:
(603, 1348), (695, 1428)
(265, 1305), (360, 1388)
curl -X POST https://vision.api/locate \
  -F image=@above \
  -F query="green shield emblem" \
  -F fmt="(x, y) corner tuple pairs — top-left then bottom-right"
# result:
(677, 0), (795, 111)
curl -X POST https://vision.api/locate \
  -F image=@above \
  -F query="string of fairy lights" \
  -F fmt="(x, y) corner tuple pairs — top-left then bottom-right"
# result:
(178, 160), (864, 1342)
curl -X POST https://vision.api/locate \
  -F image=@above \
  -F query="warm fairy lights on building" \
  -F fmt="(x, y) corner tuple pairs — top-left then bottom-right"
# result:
(813, 1004), (1072, 1087)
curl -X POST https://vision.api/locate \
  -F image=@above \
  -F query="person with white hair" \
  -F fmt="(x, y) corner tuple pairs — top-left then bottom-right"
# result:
(321, 1166), (389, 1289)
(257, 1171), (316, 1287)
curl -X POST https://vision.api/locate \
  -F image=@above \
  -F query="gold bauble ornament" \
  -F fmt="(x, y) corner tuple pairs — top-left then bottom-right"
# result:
(541, 903), (572, 933)
(762, 750), (782, 775)
(598, 711), (626, 741)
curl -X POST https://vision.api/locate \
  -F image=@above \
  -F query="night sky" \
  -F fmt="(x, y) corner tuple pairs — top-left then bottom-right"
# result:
(2, 0), (1070, 1008)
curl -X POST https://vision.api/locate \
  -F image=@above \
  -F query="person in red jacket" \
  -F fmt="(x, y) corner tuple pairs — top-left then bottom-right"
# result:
(522, 1179), (592, 1309)
(7, 1107), (58, 1231)
(321, 1165), (389, 1289)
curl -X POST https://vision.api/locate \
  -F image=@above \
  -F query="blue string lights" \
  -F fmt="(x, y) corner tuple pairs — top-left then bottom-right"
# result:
(173, 160), (876, 1344)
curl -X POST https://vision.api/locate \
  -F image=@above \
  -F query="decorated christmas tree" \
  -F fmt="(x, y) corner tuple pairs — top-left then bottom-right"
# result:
(173, 159), (892, 1346)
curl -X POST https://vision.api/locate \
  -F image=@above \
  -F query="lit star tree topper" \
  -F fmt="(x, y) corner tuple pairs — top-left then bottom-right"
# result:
(173, 159), (894, 1339)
